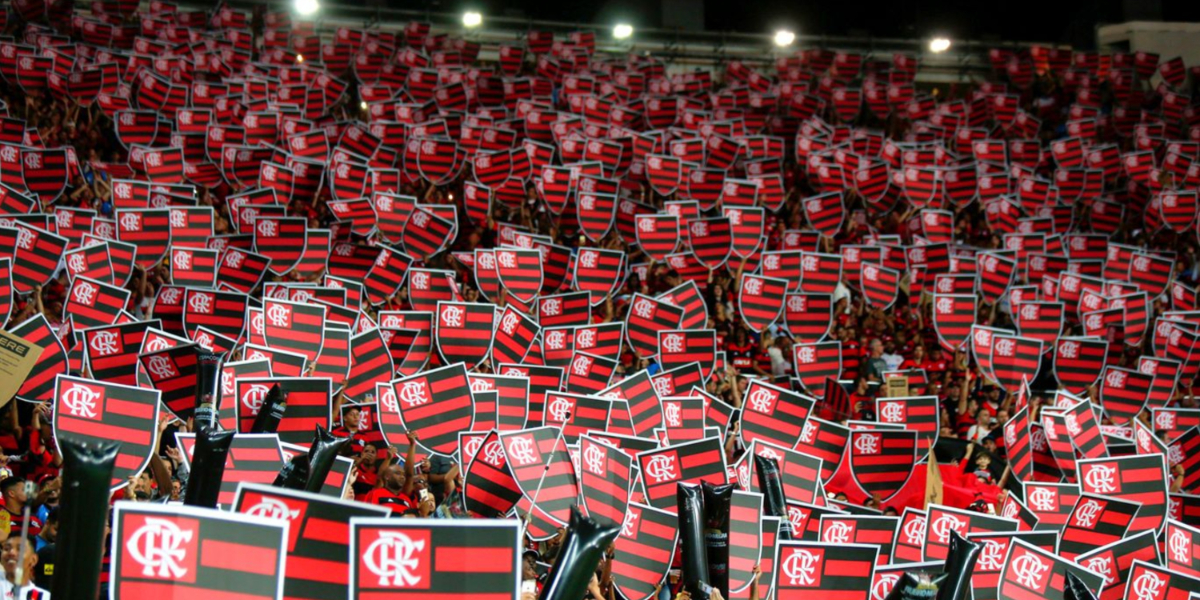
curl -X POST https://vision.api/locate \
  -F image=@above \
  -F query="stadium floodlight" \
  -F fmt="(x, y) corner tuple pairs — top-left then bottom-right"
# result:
(294, 0), (319, 17)
(613, 24), (634, 40)
(296, 54), (304, 63)
(462, 11), (483, 28)
(929, 37), (952, 53)
(360, 101), (368, 110)
(774, 30), (796, 47)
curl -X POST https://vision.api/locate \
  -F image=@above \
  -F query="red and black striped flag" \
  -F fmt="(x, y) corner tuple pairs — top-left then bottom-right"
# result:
(746, 440), (823, 504)
(729, 490), (764, 594)
(601, 370), (662, 438)
(345, 329), (394, 403)
(407, 268), (460, 314)
(578, 434), (632, 526)
(13, 223), (68, 293)
(799, 252), (843, 295)
(634, 213), (679, 260)
(923, 504), (1019, 562)
(658, 329), (716, 382)
(175, 432), (285, 507)
(402, 207), (457, 260)
(349, 518), (521, 599)
(182, 289), (248, 342)
(116, 209), (173, 268)
(234, 377), (333, 447)
(891, 508), (928, 564)
(1013, 301), (1064, 350)
(505, 426), (578, 526)
(462, 429), (524, 518)
(793, 342), (843, 396)
(564, 352), (618, 395)
(1058, 493), (1140, 560)
(688, 217), (733, 269)
(740, 379), (815, 450)
(577, 191), (617, 242)
(818, 515), (900, 564)
(544, 390), (612, 442)
(572, 247), (625, 302)
(725, 206), (766, 258)
(1053, 336), (1108, 396)
(625, 293), (684, 359)
(1076, 530), (1161, 600)
(66, 275), (130, 330)
(739, 274), (788, 333)
(112, 503), (287, 600)
(785, 293), (834, 343)
(495, 248), (543, 303)
(169, 247), (218, 288)
(636, 437), (727, 513)
(139, 343), (200, 421)
(990, 333), (1043, 393)
(468, 374), (530, 432)
(253, 216), (308, 275)
(794, 417), (849, 483)
(492, 306), (539, 366)
(217, 246), (272, 294)
(612, 502), (680, 600)
(802, 191), (846, 237)
(539, 291), (592, 328)
(875, 395), (940, 455)
(969, 531), (1061, 600)
(383, 363), (474, 456)
(847, 429), (917, 502)
(1078, 454), (1168, 535)
(261, 299), (325, 364)
(995, 538), (1104, 600)
(233, 484), (390, 600)
(434, 301), (495, 369)
(861, 262), (901, 309)
(658, 281), (709, 331)
(977, 251), (1017, 304)
(54, 374), (160, 491)
(83, 320), (158, 386)
(364, 247), (414, 307)
(773, 541), (878, 600)
(1099, 366), (1153, 426)
(10, 315), (66, 403)
(21, 147), (69, 205)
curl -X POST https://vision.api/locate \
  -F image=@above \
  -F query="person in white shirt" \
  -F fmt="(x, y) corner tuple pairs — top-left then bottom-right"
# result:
(881, 341), (904, 371)
(0, 536), (50, 599)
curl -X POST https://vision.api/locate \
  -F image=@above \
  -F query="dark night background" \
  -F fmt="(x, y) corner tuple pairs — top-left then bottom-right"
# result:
(399, 0), (1200, 48)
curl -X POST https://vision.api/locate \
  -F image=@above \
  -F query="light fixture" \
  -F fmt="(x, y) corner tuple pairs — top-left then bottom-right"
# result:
(294, 0), (319, 17)
(296, 54), (304, 63)
(360, 101), (368, 110)
(774, 30), (796, 47)
(462, 11), (482, 28)
(613, 23), (634, 40)
(929, 37), (952, 53)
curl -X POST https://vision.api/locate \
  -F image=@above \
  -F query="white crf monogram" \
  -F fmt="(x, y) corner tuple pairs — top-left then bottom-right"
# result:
(548, 396), (572, 422)
(994, 338), (1015, 357)
(797, 345), (816, 363)
(497, 252), (516, 269)
(748, 387), (775, 413)
(363, 531), (425, 587)
(267, 304), (289, 327)
(854, 433), (880, 455)
(881, 402), (904, 422)
(576, 329), (596, 348)
(633, 299), (654, 319)
(1010, 553), (1049, 589)
(1084, 464), (1117, 493)
(258, 219), (278, 237)
(977, 540), (1006, 571)
(663, 334), (684, 353)
(1106, 370), (1126, 388)
(173, 251), (191, 271)
(145, 355), (177, 379)
(189, 293), (212, 314)
(1059, 341), (1079, 359)
(637, 217), (655, 233)
(246, 497), (300, 521)
(621, 509), (640, 537)
(902, 517), (925, 544)
(664, 402), (681, 427)
(572, 355), (592, 377)
(781, 549), (819, 586)
(127, 518), (193, 579)
(542, 298), (562, 316)
(823, 521), (852, 544)
(398, 381), (429, 407)
(507, 436), (537, 465)
(61, 384), (100, 418)
(441, 305), (464, 327)
(500, 312), (519, 335)
(74, 281), (97, 305)
(645, 454), (678, 483)
(931, 513), (965, 543)
(1073, 499), (1103, 528)
(90, 330), (120, 356)
(936, 297), (953, 314)
(545, 330), (566, 349)
(744, 277), (762, 295)
(1131, 570), (1166, 600)
(580, 251), (598, 269)
(1170, 527), (1190, 563)
(1083, 556), (1113, 586)
(584, 444), (605, 475)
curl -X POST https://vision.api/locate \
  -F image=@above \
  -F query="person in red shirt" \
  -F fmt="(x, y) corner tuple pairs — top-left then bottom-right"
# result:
(361, 432), (420, 513)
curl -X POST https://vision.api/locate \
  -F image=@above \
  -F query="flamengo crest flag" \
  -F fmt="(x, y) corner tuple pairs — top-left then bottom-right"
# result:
(349, 518), (521, 599)
(111, 502), (287, 600)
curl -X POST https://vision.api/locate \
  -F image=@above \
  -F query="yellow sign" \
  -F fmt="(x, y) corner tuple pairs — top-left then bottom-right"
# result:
(0, 330), (41, 408)
(885, 374), (909, 398)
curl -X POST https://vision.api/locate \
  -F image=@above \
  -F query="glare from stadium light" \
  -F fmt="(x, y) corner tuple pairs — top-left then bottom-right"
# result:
(774, 30), (796, 47)
(360, 101), (368, 110)
(462, 11), (483, 28)
(929, 37), (952, 53)
(296, 54), (304, 63)
(613, 24), (634, 40)
(294, 0), (319, 17)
